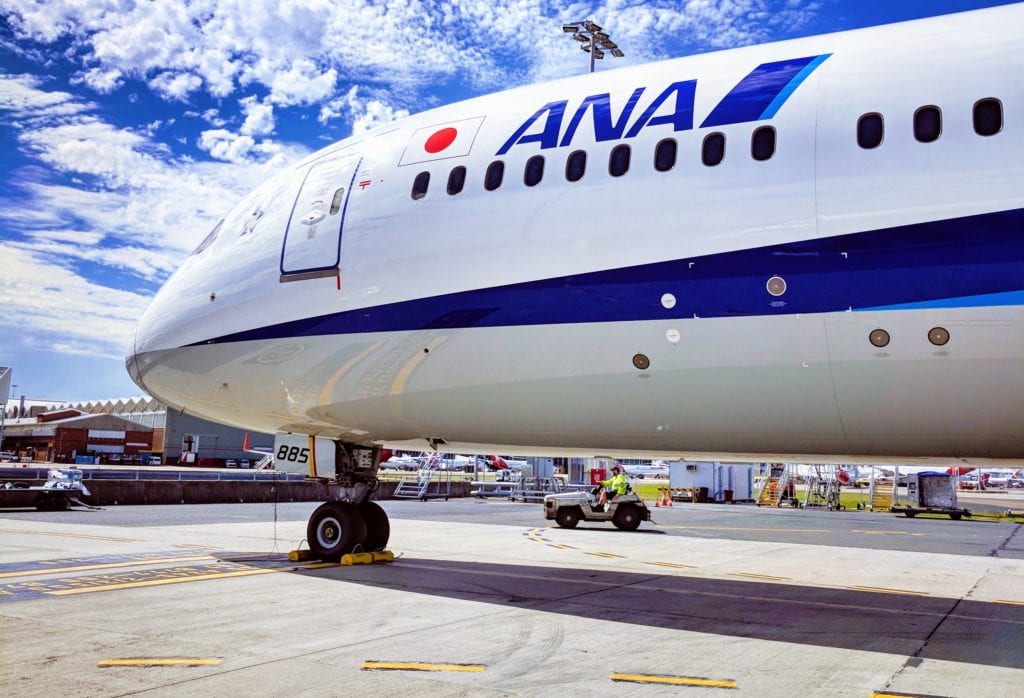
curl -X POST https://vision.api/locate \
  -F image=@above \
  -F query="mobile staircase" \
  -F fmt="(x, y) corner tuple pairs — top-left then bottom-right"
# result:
(756, 463), (795, 507)
(392, 453), (452, 501)
(803, 464), (842, 510)
(868, 467), (895, 512)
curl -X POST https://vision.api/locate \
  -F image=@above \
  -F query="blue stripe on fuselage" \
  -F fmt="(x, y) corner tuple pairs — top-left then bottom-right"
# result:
(860, 289), (1024, 312)
(193, 208), (1024, 346)
(701, 54), (830, 128)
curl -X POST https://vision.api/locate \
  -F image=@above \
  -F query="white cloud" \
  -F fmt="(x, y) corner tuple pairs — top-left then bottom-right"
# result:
(1, 1), (822, 120)
(72, 67), (124, 93)
(239, 95), (275, 136)
(0, 74), (93, 119)
(198, 128), (257, 163)
(150, 71), (203, 101)
(0, 75), (307, 268)
(318, 86), (410, 134)
(0, 246), (149, 361)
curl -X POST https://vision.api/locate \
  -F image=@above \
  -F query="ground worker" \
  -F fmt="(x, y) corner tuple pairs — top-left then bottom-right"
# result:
(598, 465), (629, 510)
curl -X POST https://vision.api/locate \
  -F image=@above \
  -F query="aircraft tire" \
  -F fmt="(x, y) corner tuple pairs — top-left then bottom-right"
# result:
(612, 504), (642, 531)
(555, 507), (581, 528)
(307, 501), (367, 561)
(358, 500), (390, 551)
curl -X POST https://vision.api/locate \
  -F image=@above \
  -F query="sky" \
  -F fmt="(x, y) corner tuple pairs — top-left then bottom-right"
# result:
(0, 0), (1016, 404)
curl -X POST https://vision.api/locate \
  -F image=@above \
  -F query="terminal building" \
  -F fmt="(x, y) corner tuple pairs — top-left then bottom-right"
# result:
(1, 397), (273, 466)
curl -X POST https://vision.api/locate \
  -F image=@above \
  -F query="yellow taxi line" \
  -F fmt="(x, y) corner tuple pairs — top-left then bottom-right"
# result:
(362, 661), (485, 672)
(0, 528), (141, 542)
(0, 556), (215, 579)
(46, 567), (281, 595)
(612, 672), (736, 688)
(654, 525), (829, 533)
(98, 658), (222, 667)
(731, 572), (789, 581)
(848, 585), (928, 596)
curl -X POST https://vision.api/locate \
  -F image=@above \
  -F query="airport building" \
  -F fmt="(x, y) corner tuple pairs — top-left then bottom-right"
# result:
(1, 409), (154, 464)
(2, 397), (273, 466)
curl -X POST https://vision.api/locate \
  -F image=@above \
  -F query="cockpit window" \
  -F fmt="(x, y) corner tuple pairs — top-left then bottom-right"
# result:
(191, 220), (223, 256)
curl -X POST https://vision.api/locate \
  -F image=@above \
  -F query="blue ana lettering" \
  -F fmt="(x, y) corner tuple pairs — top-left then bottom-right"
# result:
(559, 88), (646, 146)
(496, 101), (567, 155)
(624, 80), (696, 138)
(495, 55), (830, 155)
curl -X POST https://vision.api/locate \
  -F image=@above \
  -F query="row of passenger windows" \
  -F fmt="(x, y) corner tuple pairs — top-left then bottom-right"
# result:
(412, 97), (1006, 199)
(410, 126), (777, 199)
(856, 97), (1003, 149)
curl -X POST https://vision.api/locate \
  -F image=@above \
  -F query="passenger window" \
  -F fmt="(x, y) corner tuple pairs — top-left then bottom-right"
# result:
(857, 113), (884, 149)
(973, 98), (1002, 136)
(914, 106), (941, 143)
(411, 171), (429, 200)
(654, 139), (677, 172)
(702, 132), (725, 166)
(609, 144), (630, 177)
(484, 161), (504, 191)
(751, 126), (776, 161)
(447, 166), (466, 195)
(329, 188), (345, 215)
(565, 150), (586, 182)
(524, 156), (544, 187)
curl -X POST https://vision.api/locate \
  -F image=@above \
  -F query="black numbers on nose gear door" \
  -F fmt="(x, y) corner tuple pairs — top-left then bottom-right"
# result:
(277, 445), (310, 464)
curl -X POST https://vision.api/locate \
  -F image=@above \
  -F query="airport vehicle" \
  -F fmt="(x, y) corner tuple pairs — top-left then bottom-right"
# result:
(127, 6), (1024, 559)
(544, 488), (651, 530)
(0, 469), (91, 510)
(891, 472), (970, 520)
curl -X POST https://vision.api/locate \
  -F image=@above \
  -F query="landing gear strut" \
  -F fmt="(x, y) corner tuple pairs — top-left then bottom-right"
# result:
(306, 443), (390, 560)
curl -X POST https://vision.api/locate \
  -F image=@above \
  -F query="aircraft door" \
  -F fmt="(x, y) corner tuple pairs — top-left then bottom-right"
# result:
(280, 152), (362, 281)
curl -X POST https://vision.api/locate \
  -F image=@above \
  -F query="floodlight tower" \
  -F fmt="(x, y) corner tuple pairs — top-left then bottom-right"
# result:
(562, 20), (624, 73)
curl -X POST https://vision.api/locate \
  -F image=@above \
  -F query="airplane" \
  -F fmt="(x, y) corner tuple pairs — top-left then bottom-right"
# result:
(980, 469), (1022, 488)
(620, 462), (670, 479)
(127, 5), (1024, 560)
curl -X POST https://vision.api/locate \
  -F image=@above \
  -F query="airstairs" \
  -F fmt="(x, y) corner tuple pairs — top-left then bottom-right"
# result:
(392, 453), (452, 501)
(756, 463), (794, 507)
(868, 467), (895, 512)
(802, 465), (842, 510)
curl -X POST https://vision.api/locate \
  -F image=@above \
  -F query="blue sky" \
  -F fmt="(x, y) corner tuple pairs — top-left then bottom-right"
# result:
(0, 0), (1015, 403)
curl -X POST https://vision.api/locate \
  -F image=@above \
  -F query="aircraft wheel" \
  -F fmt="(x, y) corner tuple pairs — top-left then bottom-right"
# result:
(307, 502), (367, 561)
(950, 512), (962, 520)
(358, 500), (390, 551)
(612, 504), (642, 531)
(555, 507), (581, 529)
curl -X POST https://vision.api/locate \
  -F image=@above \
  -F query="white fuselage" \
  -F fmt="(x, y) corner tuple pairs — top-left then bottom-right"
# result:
(129, 6), (1024, 466)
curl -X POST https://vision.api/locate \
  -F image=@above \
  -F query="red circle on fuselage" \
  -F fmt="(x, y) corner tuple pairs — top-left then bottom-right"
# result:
(424, 127), (458, 153)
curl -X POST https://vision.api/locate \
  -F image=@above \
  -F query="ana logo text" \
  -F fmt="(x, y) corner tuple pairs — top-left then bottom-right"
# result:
(497, 54), (830, 155)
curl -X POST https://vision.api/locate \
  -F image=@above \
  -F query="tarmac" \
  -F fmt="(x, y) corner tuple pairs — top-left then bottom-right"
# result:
(1, 498), (1022, 697)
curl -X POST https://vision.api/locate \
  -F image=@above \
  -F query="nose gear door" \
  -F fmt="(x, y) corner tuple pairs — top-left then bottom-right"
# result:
(280, 152), (362, 282)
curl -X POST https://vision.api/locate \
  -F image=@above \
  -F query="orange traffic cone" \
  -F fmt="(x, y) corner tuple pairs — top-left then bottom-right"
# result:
(661, 490), (673, 507)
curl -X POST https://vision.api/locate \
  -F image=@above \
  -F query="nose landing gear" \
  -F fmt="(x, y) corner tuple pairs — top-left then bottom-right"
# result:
(305, 443), (391, 561)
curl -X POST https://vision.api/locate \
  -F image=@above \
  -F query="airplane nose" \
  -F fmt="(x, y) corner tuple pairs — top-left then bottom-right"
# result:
(125, 322), (145, 392)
